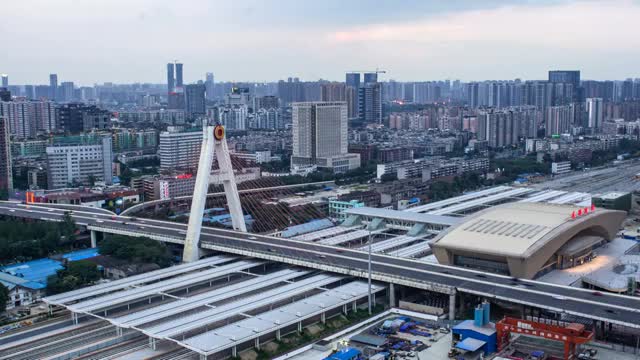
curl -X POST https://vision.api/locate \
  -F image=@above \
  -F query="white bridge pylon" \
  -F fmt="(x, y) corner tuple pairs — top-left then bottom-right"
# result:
(183, 125), (247, 263)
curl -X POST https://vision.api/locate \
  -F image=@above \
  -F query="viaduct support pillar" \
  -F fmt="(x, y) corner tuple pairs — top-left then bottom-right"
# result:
(449, 293), (456, 321)
(389, 283), (396, 308)
(90, 230), (97, 248)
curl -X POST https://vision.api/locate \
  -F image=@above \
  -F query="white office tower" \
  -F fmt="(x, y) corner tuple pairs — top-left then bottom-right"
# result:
(291, 101), (360, 173)
(586, 98), (603, 129)
(46, 136), (113, 189)
(159, 127), (203, 172)
(183, 125), (246, 263)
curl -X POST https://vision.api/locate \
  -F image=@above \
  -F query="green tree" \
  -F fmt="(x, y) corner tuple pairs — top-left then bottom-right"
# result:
(101, 235), (172, 267)
(61, 212), (77, 242)
(380, 173), (397, 183)
(0, 283), (8, 313)
(66, 260), (100, 284)
(46, 260), (99, 295)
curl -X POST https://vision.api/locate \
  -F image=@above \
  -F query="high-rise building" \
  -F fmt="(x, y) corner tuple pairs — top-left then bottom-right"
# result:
(167, 63), (175, 93)
(56, 103), (111, 133)
(33, 100), (56, 132)
(184, 84), (206, 118)
(159, 127), (203, 172)
(467, 83), (479, 108)
(23, 85), (34, 99)
(224, 87), (251, 106)
(277, 78), (304, 106)
(218, 105), (248, 130)
(168, 91), (185, 110)
(1, 100), (35, 138)
(205, 73), (214, 100)
(0, 99), (56, 137)
(476, 108), (537, 148)
(363, 73), (378, 84)
(175, 63), (183, 88)
(320, 83), (346, 102)
(0, 117), (12, 194)
(548, 70), (580, 89)
(345, 73), (360, 119)
(358, 82), (382, 124)
(255, 108), (281, 129)
(291, 101), (360, 172)
(49, 74), (58, 100)
(1, 74), (7, 88)
(586, 98), (603, 129)
(253, 95), (279, 110)
(0, 88), (10, 102)
(60, 81), (74, 102)
(546, 105), (575, 136)
(46, 135), (113, 189)
(35, 85), (49, 99)
(549, 70), (582, 102)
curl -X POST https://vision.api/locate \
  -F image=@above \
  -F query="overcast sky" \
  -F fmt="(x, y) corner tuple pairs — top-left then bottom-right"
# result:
(2, 0), (640, 85)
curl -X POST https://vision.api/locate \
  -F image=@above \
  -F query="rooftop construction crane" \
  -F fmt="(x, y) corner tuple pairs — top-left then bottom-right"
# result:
(347, 68), (387, 75)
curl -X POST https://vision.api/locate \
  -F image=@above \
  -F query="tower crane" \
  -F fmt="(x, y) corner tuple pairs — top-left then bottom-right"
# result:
(347, 68), (387, 75)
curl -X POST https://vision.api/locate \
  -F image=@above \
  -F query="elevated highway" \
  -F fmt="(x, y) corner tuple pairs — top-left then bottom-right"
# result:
(2, 201), (640, 329)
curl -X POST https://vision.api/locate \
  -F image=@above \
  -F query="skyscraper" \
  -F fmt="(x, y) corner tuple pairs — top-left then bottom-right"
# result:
(363, 72), (377, 84)
(320, 82), (346, 101)
(0, 117), (12, 194)
(546, 105), (575, 136)
(467, 83), (479, 108)
(49, 74), (58, 100)
(277, 78), (304, 106)
(345, 73), (360, 119)
(548, 70), (580, 89)
(291, 101), (360, 172)
(1, 74), (7, 88)
(175, 63), (184, 88)
(35, 85), (49, 99)
(586, 98), (603, 129)
(549, 70), (582, 102)
(167, 63), (175, 93)
(0, 88), (10, 102)
(185, 84), (206, 118)
(205, 73), (214, 100)
(24, 85), (34, 100)
(60, 81), (74, 102)
(358, 82), (382, 124)
(56, 103), (111, 133)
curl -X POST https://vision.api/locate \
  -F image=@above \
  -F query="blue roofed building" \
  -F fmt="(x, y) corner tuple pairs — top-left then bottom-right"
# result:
(453, 302), (497, 355)
(0, 249), (100, 310)
(323, 347), (362, 360)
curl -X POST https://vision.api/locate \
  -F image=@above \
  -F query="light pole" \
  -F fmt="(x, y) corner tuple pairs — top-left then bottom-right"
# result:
(368, 230), (372, 315)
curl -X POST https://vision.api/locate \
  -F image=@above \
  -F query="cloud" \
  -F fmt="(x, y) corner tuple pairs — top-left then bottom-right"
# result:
(324, 0), (640, 80)
(1, 0), (639, 83)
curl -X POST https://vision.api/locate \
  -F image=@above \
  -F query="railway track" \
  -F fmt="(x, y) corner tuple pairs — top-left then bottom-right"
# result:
(1, 324), (116, 360)
(0, 320), (107, 357)
(73, 335), (148, 360)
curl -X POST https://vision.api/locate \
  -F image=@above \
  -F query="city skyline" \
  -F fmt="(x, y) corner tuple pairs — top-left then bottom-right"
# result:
(3, 0), (640, 84)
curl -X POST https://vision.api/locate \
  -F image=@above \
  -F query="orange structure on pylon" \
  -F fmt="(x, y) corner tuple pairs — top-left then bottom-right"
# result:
(496, 317), (594, 360)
